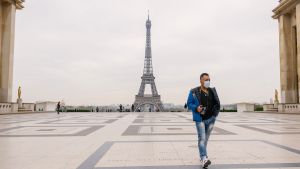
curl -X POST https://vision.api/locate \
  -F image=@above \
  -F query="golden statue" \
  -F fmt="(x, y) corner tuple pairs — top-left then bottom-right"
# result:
(275, 89), (279, 103)
(18, 86), (21, 99)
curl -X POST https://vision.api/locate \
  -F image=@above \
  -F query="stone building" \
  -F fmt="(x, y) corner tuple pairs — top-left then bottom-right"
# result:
(0, 0), (28, 113)
(0, 0), (24, 103)
(272, 0), (300, 113)
(273, 0), (300, 103)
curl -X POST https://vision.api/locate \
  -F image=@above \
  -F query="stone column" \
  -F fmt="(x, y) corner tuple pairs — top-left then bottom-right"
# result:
(0, 1), (16, 103)
(279, 14), (298, 103)
(296, 3), (300, 103)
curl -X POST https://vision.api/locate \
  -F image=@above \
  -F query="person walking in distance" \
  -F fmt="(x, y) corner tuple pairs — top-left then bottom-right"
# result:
(119, 104), (123, 112)
(56, 101), (61, 115)
(184, 103), (188, 110)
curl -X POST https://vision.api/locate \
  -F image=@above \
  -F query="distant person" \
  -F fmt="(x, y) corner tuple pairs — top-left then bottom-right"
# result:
(187, 73), (220, 168)
(131, 104), (135, 112)
(119, 104), (123, 112)
(184, 103), (188, 109)
(96, 107), (99, 112)
(149, 107), (151, 112)
(56, 101), (61, 115)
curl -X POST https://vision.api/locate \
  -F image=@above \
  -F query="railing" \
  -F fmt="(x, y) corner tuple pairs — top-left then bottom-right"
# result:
(0, 102), (34, 114)
(0, 103), (12, 113)
(278, 103), (300, 113)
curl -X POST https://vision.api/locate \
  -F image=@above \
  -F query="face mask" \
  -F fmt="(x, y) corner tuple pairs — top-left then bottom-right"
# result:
(204, 80), (210, 88)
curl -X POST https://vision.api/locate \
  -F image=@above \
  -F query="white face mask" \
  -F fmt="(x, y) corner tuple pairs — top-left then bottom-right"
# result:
(204, 80), (210, 88)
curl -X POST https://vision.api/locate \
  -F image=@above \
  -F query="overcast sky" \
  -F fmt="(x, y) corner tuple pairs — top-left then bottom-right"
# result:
(13, 0), (280, 106)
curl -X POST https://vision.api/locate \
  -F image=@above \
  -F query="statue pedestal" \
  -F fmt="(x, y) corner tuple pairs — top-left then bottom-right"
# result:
(17, 98), (23, 108)
(274, 101), (279, 108)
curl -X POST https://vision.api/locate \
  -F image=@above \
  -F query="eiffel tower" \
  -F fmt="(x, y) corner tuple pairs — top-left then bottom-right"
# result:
(133, 13), (164, 112)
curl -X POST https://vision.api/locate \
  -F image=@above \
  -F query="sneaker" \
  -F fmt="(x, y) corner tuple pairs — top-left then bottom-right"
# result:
(202, 159), (211, 168)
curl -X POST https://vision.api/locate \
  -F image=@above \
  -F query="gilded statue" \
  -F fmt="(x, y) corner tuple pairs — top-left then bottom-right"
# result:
(18, 86), (21, 99)
(275, 89), (279, 103)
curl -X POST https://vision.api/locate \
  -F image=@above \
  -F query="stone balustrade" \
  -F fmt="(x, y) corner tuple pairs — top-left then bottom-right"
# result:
(278, 103), (300, 113)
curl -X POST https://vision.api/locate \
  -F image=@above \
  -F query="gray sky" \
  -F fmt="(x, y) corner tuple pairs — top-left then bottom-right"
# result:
(13, 0), (280, 106)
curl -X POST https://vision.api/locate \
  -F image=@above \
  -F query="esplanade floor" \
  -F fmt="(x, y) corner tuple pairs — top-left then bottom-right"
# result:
(0, 111), (299, 169)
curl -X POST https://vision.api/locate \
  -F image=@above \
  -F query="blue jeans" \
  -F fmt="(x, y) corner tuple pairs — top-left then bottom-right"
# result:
(195, 116), (216, 160)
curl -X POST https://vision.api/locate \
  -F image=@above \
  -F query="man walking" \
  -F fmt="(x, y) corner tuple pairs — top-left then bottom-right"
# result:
(56, 101), (61, 115)
(187, 73), (220, 168)
(119, 104), (123, 112)
(184, 103), (188, 110)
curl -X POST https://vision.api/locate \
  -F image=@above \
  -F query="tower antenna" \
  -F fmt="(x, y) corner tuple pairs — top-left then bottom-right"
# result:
(147, 10), (149, 20)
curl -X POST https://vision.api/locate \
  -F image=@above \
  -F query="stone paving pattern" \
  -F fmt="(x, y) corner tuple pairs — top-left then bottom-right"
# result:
(0, 112), (299, 169)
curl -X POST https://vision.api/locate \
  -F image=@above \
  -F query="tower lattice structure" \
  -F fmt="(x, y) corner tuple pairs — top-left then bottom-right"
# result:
(133, 13), (164, 112)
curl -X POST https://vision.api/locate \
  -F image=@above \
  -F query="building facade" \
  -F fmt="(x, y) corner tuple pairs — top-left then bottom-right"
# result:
(273, 0), (300, 104)
(0, 0), (24, 103)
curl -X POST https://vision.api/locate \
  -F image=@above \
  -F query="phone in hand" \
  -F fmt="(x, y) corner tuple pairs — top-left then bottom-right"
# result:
(200, 107), (206, 115)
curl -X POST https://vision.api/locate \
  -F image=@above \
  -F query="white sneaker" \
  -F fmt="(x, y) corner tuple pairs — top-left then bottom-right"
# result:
(201, 158), (211, 168)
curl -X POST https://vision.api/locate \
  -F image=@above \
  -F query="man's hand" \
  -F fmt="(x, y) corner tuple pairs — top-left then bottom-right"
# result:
(197, 105), (203, 113)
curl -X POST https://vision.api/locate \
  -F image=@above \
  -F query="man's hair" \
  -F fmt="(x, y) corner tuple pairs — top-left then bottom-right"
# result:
(200, 73), (209, 79)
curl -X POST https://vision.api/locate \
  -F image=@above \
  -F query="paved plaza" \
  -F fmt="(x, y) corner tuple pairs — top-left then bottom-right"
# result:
(0, 112), (299, 169)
